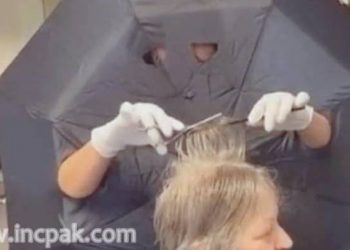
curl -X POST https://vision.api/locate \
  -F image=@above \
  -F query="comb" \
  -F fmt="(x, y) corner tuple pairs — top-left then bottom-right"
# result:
(164, 106), (305, 145)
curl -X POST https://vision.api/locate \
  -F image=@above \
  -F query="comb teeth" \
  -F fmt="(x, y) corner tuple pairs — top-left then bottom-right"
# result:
(165, 113), (223, 145)
(185, 113), (223, 131)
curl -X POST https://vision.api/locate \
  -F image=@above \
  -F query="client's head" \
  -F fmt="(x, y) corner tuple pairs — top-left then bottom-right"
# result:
(154, 124), (293, 250)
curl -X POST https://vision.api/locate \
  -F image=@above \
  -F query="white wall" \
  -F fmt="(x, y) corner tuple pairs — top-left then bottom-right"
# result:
(0, 0), (44, 74)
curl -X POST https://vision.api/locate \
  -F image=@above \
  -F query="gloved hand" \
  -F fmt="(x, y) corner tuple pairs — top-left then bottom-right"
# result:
(339, 0), (349, 6)
(91, 102), (185, 158)
(248, 92), (314, 132)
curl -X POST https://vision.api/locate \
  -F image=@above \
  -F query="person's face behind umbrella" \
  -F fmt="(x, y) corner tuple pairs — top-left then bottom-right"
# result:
(151, 43), (218, 65)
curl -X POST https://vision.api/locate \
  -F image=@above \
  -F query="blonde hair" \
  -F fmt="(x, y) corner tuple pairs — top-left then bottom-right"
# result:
(154, 122), (277, 250)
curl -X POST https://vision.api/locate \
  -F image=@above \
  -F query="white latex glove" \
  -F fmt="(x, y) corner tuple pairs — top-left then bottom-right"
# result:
(339, 0), (349, 6)
(248, 92), (314, 132)
(91, 102), (185, 158)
